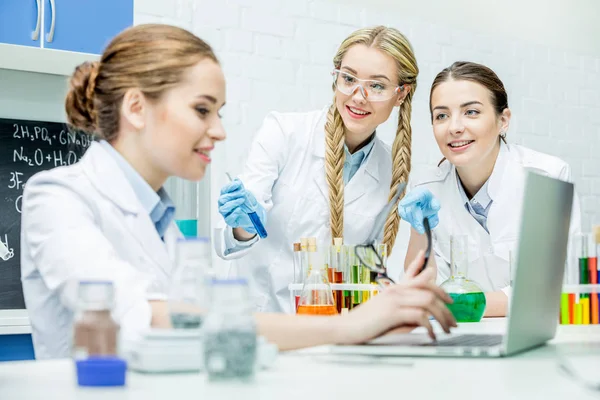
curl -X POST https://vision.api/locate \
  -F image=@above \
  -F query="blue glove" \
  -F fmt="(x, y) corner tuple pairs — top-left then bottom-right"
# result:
(218, 179), (266, 235)
(398, 187), (441, 234)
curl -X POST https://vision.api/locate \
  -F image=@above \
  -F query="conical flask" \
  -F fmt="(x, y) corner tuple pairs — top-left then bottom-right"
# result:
(440, 235), (486, 322)
(296, 239), (337, 316)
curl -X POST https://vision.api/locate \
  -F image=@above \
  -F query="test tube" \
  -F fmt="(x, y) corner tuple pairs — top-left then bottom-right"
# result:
(589, 232), (598, 284)
(340, 245), (352, 312)
(575, 234), (589, 321)
(576, 234), (589, 286)
(326, 246), (334, 284)
(293, 242), (303, 310)
(300, 238), (309, 280)
(361, 251), (371, 302)
(349, 246), (361, 307)
(333, 238), (344, 286)
(330, 238), (343, 313)
(591, 228), (599, 325)
(307, 237), (321, 304)
(595, 226), (600, 281)
(225, 173), (267, 239)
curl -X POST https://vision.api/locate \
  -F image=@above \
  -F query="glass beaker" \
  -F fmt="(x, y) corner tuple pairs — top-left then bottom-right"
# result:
(296, 249), (337, 316)
(440, 235), (486, 322)
(163, 177), (207, 238)
(168, 237), (212, 329)
(203, 278), (257, 382)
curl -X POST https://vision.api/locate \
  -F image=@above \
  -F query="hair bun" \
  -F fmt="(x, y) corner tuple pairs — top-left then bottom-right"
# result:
(65, 61), (100, 133)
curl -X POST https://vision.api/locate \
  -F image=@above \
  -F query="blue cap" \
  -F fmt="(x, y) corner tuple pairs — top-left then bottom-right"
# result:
(76, 357), (127, 387)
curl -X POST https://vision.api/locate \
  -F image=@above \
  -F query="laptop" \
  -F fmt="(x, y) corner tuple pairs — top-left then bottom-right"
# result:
(331, 171), (574, 358)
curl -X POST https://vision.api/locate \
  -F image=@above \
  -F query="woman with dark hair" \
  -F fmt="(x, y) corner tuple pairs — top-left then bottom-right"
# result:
(404, 61), (582, 317)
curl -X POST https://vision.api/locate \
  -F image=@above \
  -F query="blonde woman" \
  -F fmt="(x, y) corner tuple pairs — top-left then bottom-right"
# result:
(216, 26), (440, 313)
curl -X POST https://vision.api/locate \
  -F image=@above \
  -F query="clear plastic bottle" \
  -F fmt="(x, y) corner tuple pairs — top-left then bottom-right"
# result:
(203, 278), (257, 382)
(72, 281), (119, 359)
(168, 237), (212, 329)
(440, 235), (487, 322)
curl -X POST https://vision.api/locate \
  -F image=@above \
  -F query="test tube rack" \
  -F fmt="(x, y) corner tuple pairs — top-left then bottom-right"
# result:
(288, 283), (600, 323)
(559, 284), (600, 325)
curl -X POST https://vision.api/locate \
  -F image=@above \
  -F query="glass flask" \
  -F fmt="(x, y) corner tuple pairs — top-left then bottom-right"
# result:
(296, 244), (337, 316)
(168, 237), (212, 329)
(203, 278), (257, 382)
(440, 235), (486, 322)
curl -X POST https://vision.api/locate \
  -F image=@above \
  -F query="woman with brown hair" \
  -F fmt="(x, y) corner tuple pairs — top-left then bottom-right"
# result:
(216, 25), (440, 313)
(20, 24), (455, 360)
(404, 61), (582, 317)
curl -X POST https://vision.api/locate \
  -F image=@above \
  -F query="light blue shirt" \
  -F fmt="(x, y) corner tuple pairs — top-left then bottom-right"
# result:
(100, 141), (176, 239)
(343, 135), (375, 184)
(456, 172), (493, 232)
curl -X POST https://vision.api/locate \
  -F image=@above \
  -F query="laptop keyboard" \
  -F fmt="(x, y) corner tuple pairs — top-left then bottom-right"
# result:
(423, 334), (504, 347)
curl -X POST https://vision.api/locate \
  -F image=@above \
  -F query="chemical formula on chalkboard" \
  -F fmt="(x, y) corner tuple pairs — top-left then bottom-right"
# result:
(0, 117), (94, 310)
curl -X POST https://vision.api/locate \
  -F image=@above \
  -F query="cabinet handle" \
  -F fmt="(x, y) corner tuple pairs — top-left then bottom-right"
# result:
(46, 0), (56, 43)
(31, 0), (41, 41)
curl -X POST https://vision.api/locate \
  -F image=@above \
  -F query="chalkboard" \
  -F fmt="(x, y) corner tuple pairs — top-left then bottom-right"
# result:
(0, 118), (93, 310)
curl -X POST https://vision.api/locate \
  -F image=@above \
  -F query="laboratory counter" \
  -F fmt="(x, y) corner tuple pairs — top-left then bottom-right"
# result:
(0, 318), (599, 400)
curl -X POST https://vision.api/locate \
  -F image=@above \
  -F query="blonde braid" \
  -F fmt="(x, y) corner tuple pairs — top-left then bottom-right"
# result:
(382, 98), (413, 255)
(325, 25), (418, 248)
(324, 104), (346, 241)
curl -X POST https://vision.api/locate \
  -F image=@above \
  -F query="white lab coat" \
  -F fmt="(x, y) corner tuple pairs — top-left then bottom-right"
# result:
(410, 142), (582, 297)
(214, 107), (393, 313)
(21, 142), (182, 360)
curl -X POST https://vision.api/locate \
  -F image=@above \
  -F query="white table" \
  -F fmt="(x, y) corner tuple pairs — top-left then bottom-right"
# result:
(0, 319), (599, 400)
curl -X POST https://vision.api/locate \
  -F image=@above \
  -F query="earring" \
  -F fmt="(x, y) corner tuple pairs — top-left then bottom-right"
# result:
(500, 131), (506, 138)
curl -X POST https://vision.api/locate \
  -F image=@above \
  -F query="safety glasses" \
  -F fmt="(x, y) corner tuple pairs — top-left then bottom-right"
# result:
(332, 69), (404, 102)
(355, 216), (432, 289)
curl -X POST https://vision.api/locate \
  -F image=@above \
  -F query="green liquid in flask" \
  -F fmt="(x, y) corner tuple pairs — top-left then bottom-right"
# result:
(447, 292), (486, 322)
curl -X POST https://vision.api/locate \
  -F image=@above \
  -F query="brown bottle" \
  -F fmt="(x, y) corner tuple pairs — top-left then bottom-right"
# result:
(73, 281), (120, 359)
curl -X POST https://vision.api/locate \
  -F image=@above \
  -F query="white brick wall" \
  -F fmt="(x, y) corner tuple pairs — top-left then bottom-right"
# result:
(134, 0), (600, 277)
